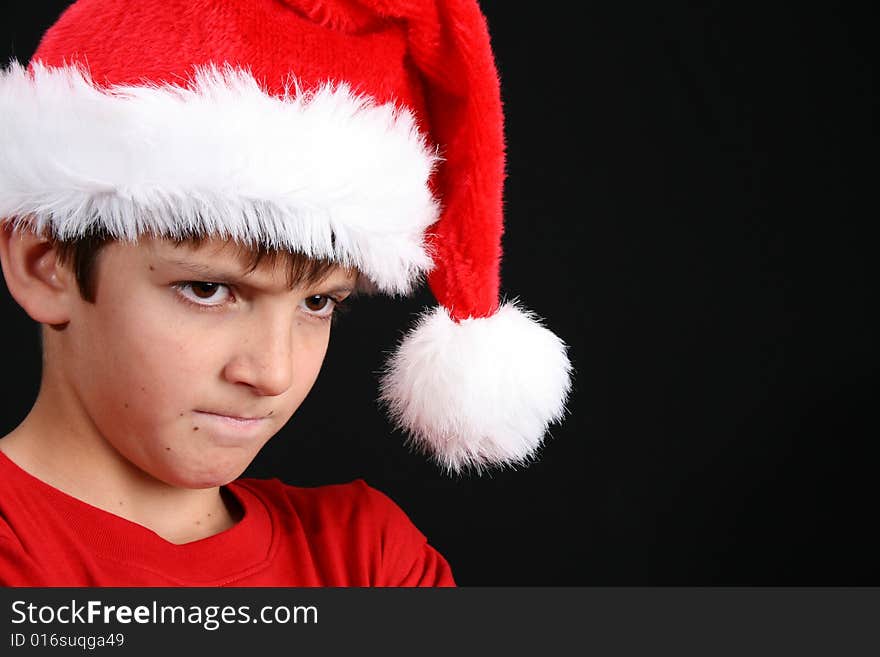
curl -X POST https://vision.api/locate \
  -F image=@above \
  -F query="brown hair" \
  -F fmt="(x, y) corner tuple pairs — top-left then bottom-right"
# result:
(49, 227), (351, 303)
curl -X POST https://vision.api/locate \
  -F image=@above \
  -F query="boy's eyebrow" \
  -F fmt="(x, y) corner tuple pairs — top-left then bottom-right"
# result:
(317, 285), (357, 296)
(157, 258), (356, 294)
(159, 259), (246, 279)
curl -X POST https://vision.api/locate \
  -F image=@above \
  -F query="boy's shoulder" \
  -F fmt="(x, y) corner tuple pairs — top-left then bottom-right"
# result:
(231, 476), (426, 540)
(226, 476), (455, 586)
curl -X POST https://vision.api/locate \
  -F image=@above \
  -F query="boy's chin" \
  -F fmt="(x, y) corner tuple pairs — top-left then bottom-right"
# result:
(150, 460), (251, 490)
(177, 474), (243, 490)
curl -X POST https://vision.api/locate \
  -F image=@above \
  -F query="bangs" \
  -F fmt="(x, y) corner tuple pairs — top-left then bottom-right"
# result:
(46, 222), (358, 303)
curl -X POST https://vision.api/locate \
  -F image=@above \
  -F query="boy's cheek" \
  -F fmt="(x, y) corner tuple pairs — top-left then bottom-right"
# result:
(90, 397), (266, 482)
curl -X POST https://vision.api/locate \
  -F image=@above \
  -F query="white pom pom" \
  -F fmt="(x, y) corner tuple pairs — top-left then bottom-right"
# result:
(379, 300), (573, 474)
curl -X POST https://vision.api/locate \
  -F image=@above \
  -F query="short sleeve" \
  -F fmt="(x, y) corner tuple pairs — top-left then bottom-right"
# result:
(356, 481), (456, 587)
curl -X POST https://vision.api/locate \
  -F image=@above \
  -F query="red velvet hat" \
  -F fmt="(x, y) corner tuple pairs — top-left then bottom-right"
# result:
(0, 0), (572, 473)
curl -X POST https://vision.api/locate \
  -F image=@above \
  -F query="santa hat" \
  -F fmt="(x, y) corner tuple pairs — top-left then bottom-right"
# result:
(0, 0), (572, 473)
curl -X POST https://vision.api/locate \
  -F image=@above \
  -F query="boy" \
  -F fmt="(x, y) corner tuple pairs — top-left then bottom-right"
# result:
(0, 0), (572, 586)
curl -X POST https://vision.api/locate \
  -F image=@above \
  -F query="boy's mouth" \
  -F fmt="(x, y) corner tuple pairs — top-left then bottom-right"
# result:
(194, 410), (268, 424)
(191, 411), (270, 447)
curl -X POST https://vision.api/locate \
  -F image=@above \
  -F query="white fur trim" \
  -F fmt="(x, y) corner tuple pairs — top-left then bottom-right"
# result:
(379, 301), (573, 473)
(0, 62), (439, 294)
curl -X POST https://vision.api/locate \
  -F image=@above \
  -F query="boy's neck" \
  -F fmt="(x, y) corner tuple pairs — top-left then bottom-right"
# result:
(0, 383), (244, 545)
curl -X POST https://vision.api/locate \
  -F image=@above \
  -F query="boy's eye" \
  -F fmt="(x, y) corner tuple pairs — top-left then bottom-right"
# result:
(304, 295), (331, 312)
(302, 295), (339, 319)
(191, 282), (222, 299)
(175, 281), (231, 306)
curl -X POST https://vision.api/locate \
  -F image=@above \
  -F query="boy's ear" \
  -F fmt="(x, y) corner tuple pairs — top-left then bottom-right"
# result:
(0, 223), (74, 326)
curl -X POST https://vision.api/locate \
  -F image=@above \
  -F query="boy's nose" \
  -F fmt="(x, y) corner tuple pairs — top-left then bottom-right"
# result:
(222, 320), (294, 397)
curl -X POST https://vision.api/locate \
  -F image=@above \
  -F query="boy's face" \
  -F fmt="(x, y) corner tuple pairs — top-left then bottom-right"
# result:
(58, 235), (357, 489)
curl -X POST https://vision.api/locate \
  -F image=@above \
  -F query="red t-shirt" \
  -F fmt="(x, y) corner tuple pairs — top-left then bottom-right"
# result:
(0, 451), (454, 587)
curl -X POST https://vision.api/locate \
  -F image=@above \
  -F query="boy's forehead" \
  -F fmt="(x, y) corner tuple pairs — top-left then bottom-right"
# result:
(147, 235), (251, 263)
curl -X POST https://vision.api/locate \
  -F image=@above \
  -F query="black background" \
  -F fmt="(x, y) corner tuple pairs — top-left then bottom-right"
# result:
(1, 2), (875, 584)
